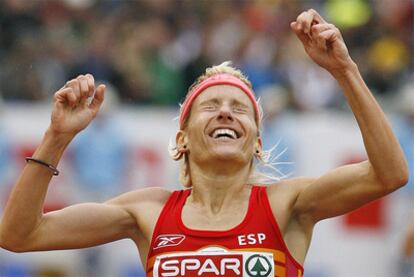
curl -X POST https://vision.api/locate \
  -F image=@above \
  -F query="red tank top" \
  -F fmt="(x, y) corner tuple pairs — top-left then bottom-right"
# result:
(146, 185), (304, 277)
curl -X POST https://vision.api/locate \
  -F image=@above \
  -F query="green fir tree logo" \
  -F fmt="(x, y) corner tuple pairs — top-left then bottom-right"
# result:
(245, 254), (272, 277)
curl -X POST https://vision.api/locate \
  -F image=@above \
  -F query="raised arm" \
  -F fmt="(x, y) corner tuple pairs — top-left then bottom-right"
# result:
(0, 75), (137, 252)
(287, 10), (408, 224)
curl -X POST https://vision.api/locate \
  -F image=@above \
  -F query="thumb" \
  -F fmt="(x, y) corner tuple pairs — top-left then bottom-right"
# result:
(89, 84), (105, 115)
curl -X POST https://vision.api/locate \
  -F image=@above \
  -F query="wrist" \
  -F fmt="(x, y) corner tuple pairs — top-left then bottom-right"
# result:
(31, 128), (74, 167)
(330, 61), (358, 80)
(30, 128), (75, 165)
(44, 127), (75, 146)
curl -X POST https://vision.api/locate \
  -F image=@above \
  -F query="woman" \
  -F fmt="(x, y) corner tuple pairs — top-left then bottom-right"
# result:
(0, 10), (408, 277)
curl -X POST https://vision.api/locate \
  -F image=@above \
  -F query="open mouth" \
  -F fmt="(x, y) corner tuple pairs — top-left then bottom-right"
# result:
(209, 128), (240, 140)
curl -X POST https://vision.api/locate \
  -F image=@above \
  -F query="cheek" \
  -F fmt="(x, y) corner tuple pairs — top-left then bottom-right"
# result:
(245, 119), (259, 138)
(246, 123), (260, 150)
(186, 111), (206, 129)
(186, 119), (207, 147)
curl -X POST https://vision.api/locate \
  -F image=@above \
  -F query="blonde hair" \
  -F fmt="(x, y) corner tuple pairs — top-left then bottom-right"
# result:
(189, 61), (252, 94)
(169, 61), (286, 187)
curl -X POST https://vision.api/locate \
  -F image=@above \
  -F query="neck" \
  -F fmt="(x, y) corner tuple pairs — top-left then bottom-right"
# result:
(187, 161), (252, 214)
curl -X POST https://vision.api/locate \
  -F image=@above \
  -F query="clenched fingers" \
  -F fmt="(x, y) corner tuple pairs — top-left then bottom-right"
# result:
(317, 29), (338, 48)
(295, 9), (326, 34)
(63, 79), (81, 107)
(54, 87), (77, 108)
(290, 10), (326, 46)
(313, 24), (342, 50)
(77, 75), (89, 100)
(89, 84), (105, 116)
(85, 74), (95, 98)
(55, 74), (96, 108)
(310, 23), (336, 50)
(311, 23), (335, 36)
(77, 74), (96, 102)
(290, 21), (311, 46)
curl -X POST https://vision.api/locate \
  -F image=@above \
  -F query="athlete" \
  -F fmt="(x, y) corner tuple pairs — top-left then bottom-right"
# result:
(0, 9), (408, 277)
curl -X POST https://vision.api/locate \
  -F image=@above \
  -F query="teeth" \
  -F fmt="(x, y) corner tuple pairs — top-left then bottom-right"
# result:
(212, 128), (237, 139)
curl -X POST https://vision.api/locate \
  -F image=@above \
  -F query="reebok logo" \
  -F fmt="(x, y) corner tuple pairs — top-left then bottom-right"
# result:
(154, 234), (186, 249)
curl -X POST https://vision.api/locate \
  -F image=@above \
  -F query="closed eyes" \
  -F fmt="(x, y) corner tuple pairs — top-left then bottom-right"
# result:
(233, 105), (248, 113)
(198, 99), (250, 114)
(201, 103), (218, 111)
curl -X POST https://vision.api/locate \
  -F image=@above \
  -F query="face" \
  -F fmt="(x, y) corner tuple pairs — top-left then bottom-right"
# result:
(179, 85), (261, 167)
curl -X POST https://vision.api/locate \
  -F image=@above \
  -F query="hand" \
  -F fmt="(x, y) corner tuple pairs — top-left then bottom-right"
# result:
(50, 74), (105, 137)
(291, 9), (355, 76)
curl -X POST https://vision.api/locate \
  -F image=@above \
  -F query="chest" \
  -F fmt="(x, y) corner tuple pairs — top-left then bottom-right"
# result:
(150, 196), (282, 252)
(181, 203), (249, 231)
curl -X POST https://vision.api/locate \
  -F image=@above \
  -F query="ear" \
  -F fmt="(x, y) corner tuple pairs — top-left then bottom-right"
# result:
(176, 130), (188, 150)
(254, 137), (263, 153)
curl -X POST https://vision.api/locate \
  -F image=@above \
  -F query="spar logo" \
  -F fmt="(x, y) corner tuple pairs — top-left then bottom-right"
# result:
(245, 254), (272, 277)
(154, 234), (186, 249)
(153, 247), (274, 276)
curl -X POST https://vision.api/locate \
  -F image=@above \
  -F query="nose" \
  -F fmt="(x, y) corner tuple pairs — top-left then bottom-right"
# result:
(217, 105), (234, 122)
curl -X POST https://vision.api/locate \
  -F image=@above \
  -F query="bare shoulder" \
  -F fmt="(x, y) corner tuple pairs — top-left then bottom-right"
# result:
(106, 187), (173, 232)
(266, 177), (317, 217)
(106, 187), (172, 208)
(267, 176), (316, 199)
(265, 177), (317, 232)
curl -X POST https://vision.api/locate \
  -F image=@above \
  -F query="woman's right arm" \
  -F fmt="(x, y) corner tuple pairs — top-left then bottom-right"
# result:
(0, 74), (138, 252)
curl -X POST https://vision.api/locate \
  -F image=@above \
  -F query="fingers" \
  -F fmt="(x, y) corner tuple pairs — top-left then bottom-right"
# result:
(294, 9), (327, 34)
(89, 84), (105, 115)
(318, 29), (337, 43)
(290, 21), (311, 46)
(63, 79), (80, 107)
(54, 87), (77, 108)
(85, 74), (95, 98)
(311, 23), (335, 34)
(77, 75), (89, 99)
(76, 74), (95, 102)
(314, 23), (342, 50)
(310, 23), (336, 50)
(55, 74), (96, 108)
(291, 9), (341, 51)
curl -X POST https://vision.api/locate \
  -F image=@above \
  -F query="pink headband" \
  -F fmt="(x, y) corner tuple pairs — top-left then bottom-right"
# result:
(179, 73), (259, 129)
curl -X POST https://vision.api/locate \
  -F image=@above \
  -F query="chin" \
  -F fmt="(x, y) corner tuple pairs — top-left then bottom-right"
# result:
(211, 149), (248, 164)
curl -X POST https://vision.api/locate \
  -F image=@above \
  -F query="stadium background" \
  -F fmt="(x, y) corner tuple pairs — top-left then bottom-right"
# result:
(0, 0), (413, 276)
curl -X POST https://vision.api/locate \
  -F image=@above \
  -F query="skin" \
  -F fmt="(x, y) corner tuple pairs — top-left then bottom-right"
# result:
(403, 214), (414, 258)
(0, 9), (408, 268)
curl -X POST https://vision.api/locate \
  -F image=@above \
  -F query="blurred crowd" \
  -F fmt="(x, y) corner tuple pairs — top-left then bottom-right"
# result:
(0, 0), (412, 110)
(0, 1), (413, 276)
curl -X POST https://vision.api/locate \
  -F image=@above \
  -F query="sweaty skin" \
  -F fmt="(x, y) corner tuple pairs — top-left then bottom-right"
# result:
(0, 9), (408, 268)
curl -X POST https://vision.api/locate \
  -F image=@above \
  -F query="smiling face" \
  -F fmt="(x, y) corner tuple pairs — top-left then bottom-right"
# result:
(180, 84), (261, 168)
